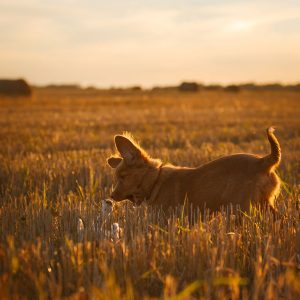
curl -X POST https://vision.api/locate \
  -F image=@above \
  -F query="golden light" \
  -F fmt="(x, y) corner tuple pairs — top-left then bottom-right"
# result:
(227, 20), (256, 32)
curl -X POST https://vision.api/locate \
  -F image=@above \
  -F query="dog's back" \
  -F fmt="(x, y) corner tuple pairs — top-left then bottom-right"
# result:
(149, 128), (281, 212)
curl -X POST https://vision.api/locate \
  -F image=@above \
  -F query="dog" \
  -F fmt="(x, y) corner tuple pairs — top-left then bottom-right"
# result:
(107, 128), (281, 213)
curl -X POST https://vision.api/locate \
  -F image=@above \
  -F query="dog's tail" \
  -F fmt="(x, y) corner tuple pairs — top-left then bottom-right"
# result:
(260, 127), (281, 172)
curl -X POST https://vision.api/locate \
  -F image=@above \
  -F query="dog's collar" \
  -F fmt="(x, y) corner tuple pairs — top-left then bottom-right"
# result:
(146, 163), (163, 202)
(135, 163), (163, 205)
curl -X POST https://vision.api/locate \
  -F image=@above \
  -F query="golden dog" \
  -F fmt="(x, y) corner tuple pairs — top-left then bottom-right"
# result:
(107, 128), (281, 213)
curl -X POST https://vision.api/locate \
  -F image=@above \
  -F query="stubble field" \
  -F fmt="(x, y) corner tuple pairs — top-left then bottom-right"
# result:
(0, 88), (299, 299)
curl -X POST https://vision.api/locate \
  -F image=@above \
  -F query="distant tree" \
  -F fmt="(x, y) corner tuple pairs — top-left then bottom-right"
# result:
(286, 84), (300, 91)
(224, 85), (240, 92)
(204, 84), (223, 91)
(45, 84), (80, 90)
(0, 79), (31, 96)
(239, 83), (257, 90)
(178, 82), (199, 92)
(151, 86), (177, 92)
(262, 83), (283, 90)
(130, 86), (142, 91)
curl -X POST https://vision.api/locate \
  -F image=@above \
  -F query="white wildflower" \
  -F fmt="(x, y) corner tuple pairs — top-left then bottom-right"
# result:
(101, 199), (113, 217)
(77, 217), (85, 242)
(111, 222), (123, 242)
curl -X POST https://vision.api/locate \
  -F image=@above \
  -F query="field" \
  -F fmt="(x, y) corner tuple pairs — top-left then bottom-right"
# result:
(0, 88), (299, 299)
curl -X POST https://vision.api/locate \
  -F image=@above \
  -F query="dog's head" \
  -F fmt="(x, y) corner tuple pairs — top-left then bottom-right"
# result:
(107, 134), (160, 205)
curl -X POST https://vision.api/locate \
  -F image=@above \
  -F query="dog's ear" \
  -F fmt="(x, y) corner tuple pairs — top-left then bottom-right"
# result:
(107, 156), (122, 168)
(114, 135), (141, 163)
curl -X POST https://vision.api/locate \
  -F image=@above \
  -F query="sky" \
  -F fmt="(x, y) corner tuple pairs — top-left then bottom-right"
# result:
(0, 0), (300, 88)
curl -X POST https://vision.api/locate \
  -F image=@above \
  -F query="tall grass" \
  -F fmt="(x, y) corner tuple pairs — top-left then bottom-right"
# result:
(0, 89), (299, 299)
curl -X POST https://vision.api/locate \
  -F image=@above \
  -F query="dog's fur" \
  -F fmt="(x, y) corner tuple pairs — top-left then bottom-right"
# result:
(107, 128), (281, 212)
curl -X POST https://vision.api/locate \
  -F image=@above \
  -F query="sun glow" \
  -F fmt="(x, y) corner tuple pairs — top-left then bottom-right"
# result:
(227, 20), (256, 32)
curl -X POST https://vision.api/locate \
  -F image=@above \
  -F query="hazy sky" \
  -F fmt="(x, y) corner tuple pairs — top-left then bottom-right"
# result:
(1, 0), (300, 87)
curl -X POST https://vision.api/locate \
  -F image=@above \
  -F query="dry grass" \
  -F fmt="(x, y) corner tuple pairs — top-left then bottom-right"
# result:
(0, 88), (299, 299)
